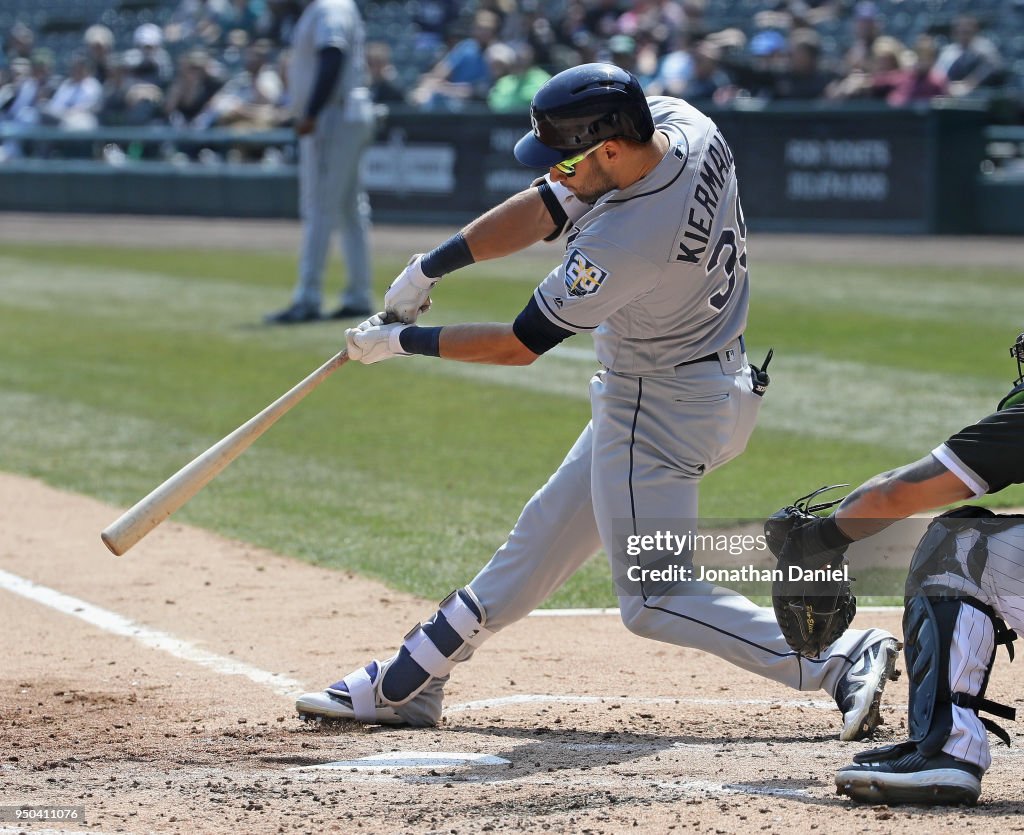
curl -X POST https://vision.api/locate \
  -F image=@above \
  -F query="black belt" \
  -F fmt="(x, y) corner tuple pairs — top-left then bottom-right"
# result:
(676, 351), (720, 368)
(676, 335), (745, 368)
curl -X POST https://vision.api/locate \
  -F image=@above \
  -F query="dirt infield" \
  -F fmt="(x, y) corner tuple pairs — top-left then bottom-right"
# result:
(3, 472), (1024, 835)
(2, 215), (1023, 833)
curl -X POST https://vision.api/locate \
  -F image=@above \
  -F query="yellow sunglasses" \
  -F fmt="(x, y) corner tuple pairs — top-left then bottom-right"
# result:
(553, 141), (606, 176)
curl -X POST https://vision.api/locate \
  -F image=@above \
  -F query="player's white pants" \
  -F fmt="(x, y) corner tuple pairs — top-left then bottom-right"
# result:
(294, 105), (374, 311)
(924, 525), (1024, 771)
(469, 345), (890, 697)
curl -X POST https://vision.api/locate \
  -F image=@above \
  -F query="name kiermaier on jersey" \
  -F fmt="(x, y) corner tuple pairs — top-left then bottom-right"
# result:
(675, 129), (735, 265)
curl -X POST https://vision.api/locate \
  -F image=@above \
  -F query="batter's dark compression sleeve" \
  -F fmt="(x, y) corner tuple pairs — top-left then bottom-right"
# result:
(513, 295), (574, 355)
(934, 405), (1024, 495)
(399, 326), (442, 357)
(306, 46), (344, 119)
(420, 232), (475, 278)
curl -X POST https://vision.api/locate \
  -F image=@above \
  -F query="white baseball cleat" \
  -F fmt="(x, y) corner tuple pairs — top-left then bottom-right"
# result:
(295, 660), (405, 725)
(834, 637), (902, 741)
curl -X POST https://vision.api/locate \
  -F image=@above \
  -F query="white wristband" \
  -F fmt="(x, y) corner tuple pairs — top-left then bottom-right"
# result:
(388, 324), (410, 355)
(544, 173), (591, 224)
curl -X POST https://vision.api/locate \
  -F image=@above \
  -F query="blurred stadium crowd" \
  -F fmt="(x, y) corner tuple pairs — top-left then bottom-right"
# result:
(0, 0), (1022, 158)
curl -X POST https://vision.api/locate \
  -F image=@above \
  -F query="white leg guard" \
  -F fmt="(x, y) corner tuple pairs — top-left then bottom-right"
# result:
(379, 587), (493, 708)
(296, 588), (494, 727)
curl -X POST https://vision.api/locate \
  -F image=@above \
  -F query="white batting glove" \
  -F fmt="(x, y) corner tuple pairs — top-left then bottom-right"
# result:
(384, 254), (437, 324)
(345, 313), (410, 364)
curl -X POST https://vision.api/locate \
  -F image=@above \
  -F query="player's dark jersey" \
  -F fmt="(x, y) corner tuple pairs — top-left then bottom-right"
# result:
(932, 405), (1024, 496)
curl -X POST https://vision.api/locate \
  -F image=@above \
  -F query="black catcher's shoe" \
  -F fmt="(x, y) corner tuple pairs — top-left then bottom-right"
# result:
(836, 744), (982, 805)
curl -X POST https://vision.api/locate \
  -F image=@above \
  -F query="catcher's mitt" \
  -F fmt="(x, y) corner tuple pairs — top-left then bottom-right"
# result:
(764, 485), (856, 656)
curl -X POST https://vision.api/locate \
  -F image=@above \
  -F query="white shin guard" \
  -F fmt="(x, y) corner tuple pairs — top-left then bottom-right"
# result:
(379, 587), (493, 708)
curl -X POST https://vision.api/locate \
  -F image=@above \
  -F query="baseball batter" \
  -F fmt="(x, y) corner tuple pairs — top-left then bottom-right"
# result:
(296, 64), (899, 736)
(265, 0), (375, 324)
(774, 332), (1024, 805)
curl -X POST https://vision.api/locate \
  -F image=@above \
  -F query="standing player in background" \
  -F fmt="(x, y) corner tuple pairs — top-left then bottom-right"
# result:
(295, 64), (900, 738)
(265, 0), (375, 324)
(777, 333), (1024, 805)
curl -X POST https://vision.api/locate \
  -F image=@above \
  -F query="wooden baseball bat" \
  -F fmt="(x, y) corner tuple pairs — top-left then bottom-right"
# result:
(101, 350), (350, 556)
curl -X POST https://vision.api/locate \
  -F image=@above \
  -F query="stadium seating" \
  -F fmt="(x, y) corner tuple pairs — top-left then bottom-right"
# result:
(4, 0), (1022, 93)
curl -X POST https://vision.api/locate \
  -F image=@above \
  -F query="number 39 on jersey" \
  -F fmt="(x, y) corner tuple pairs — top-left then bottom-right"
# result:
(706, 197), (747, 312)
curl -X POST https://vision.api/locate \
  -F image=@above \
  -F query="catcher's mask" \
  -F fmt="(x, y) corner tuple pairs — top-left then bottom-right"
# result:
(998, 331), (1024, 411)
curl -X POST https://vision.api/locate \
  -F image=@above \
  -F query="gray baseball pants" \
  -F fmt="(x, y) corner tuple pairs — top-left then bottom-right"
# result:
(392, 344), (890, 725)
(473, 344), (883, 686)
(293, 105), (374, 311)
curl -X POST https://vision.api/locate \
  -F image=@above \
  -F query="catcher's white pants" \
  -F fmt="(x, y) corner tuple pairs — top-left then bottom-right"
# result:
(468, 352), (889, 696)
(923, 525), (1024, 770)
(294, 104), (374, 311)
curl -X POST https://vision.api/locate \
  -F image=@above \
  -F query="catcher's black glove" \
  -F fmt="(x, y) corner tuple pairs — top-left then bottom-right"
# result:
(764, 485), (856, 657)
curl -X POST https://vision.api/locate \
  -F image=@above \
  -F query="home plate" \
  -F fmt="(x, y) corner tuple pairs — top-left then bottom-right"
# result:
(293, 751), (511, 771)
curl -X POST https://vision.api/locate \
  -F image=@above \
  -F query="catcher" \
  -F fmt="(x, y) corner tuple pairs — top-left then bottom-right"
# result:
(768, 331), (1024, 805)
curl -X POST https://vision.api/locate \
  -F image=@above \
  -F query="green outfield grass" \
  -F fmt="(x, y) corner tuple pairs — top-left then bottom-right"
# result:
(1, 240), (1021, 607)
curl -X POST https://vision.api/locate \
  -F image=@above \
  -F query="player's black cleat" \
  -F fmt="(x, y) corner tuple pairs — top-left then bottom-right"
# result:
(834, 637), (901, 741)
(264, 302), (322, 324)
(835, 747), (982, 805)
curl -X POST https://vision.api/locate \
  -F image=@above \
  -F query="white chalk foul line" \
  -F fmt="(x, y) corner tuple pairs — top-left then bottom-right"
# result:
(531, 605), (903, 616)
(0, 568), (303, 697)
(446, 693), (856, 713)
(530, 607), (622, 617)
(523, 774), (814, 801)
(293, 766), (816, 801)
(657, 779), (811, 799)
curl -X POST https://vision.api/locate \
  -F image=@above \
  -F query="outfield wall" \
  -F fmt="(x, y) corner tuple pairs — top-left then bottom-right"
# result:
(0, 102), (1010, 234)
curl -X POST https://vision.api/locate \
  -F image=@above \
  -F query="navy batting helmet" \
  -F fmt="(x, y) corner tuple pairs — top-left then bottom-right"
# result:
(514, 63), (655, 169)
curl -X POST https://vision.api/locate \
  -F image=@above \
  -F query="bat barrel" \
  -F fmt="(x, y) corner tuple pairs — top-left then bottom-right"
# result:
(100, 350), (348, 556)
(100, 437), (243, 555)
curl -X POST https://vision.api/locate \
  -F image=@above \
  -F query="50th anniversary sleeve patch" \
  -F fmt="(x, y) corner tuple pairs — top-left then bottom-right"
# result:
(564, 248), (609, 298)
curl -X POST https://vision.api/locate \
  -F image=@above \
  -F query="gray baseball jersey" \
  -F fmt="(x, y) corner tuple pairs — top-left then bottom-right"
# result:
(454, 95), (892, 711)
(532, 96), (749, 374)
(288, 0), (368, 120)
(288, 0), (375, 312)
